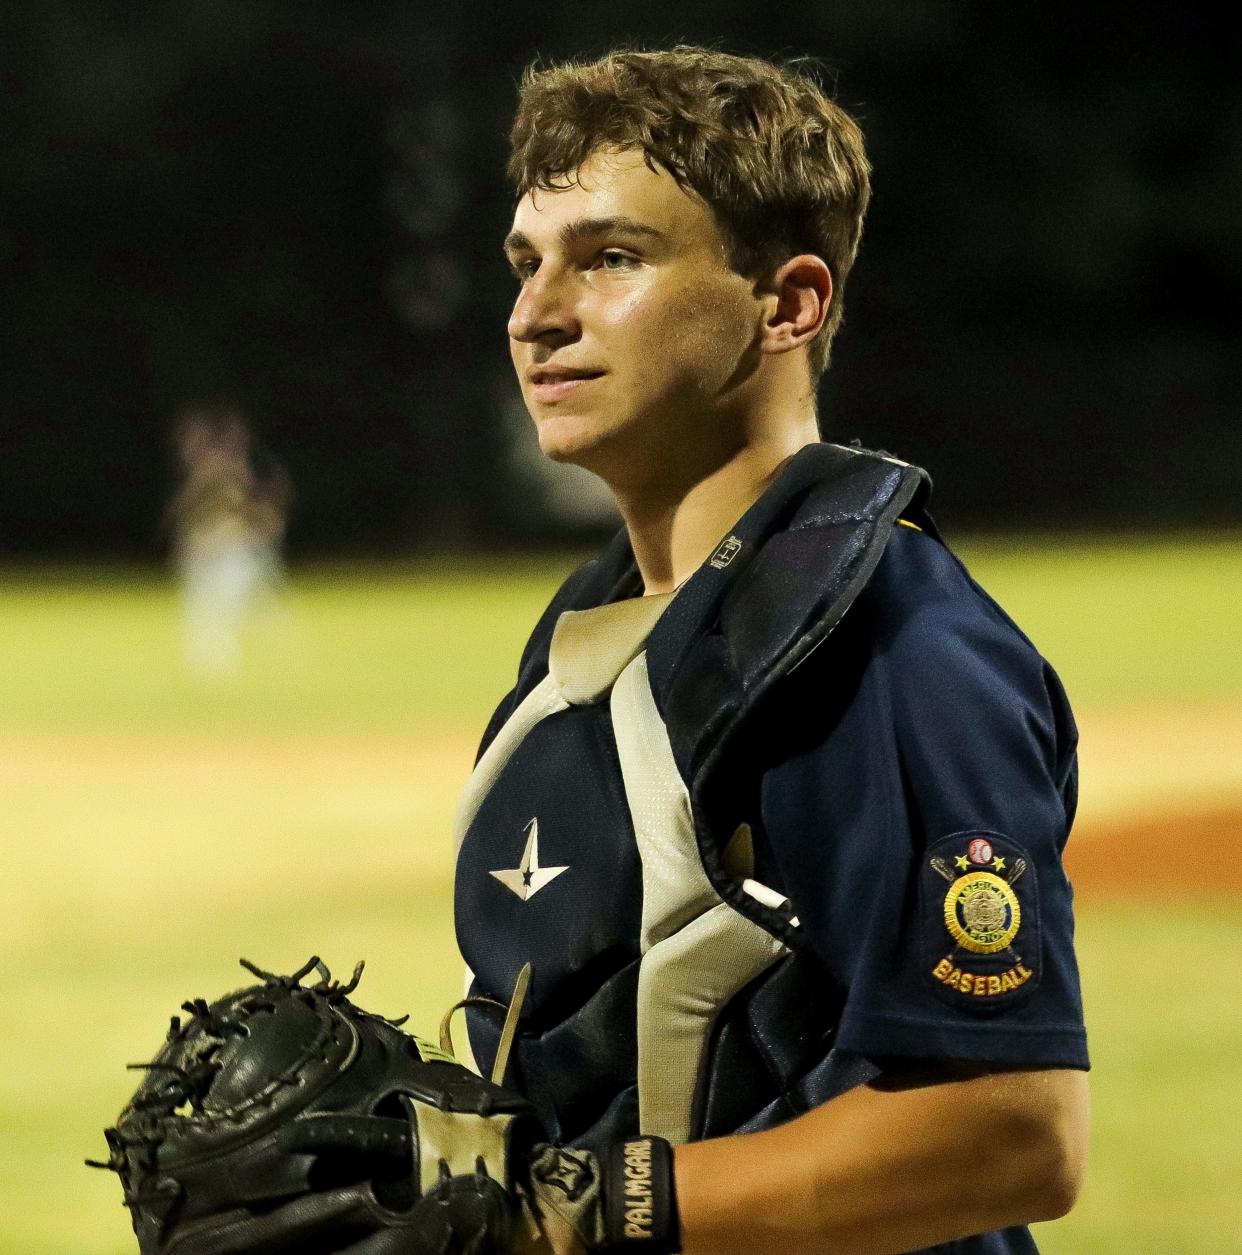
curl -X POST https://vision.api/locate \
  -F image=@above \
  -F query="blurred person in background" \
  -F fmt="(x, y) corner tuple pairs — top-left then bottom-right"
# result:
(166, 404), (291, 677)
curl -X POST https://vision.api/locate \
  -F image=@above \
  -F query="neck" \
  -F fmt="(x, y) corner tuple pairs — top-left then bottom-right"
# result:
(612, 421), (821, 595)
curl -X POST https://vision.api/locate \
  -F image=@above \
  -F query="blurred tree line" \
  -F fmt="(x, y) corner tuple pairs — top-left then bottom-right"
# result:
(0, 1), (1237, 557)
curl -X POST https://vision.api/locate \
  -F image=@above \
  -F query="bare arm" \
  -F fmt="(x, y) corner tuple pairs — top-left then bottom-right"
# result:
(674, 1067), (1089, 1255)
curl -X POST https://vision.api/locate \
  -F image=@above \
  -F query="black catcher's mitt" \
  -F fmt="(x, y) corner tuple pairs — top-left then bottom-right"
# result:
(89, 957), (541, 1255)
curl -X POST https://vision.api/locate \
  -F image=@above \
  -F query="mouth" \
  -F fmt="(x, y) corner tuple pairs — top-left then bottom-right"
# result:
(526, 367), (605, 402)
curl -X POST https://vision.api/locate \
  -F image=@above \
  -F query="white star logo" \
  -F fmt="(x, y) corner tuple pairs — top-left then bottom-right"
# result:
(489, 818), (569, 901)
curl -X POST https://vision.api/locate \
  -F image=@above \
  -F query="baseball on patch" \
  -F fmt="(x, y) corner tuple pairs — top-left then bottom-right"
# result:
(968, 837), (994, 865)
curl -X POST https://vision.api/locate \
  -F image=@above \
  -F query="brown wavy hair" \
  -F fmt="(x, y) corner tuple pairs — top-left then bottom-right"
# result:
(508, 46), (872, 376)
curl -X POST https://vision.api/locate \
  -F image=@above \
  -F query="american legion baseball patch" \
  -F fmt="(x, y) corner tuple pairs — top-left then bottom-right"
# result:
(923, 831), (1040, 1010)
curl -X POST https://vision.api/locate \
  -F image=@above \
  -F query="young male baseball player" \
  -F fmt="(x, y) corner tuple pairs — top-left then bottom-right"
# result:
(455, 47), (1089, 1255)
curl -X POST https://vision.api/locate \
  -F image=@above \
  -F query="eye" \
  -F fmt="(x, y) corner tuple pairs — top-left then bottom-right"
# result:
(510, 257), (539, 282)
(596, 250), (636, 272)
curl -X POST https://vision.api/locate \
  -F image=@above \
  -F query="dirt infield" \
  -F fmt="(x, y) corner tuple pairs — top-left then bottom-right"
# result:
(1068, 805), (1242, 896)
(3, 716), (1238, 929)
(1065, 703), (1242, 896)
(1073, 703), (1242, 828)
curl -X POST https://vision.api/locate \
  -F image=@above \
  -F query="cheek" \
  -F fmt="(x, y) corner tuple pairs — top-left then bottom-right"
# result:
(660, 287), (755, 390)
(608, 284), (753, 388)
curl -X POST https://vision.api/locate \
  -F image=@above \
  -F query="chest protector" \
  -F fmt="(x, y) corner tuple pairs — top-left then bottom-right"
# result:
(454, 444), (930, 1153)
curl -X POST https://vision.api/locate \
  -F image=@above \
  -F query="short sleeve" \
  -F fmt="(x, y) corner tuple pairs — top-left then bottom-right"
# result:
(754, 526), (1089, 1070)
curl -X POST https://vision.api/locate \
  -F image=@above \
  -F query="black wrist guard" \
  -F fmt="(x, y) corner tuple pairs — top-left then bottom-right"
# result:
(602, 1136), (680, 1254)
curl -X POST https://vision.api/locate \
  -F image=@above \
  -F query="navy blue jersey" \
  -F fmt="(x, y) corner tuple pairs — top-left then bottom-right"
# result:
(453, 445), (1087, 1255)
(747, 524), (1088, 1070)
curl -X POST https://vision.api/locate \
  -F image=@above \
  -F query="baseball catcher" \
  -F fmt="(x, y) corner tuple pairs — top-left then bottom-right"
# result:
(89, 956), (679, 1255)
(94, 44), (1092, 1255)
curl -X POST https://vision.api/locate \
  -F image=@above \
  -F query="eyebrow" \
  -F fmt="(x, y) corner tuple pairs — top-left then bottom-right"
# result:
(503, 216), (668, 256)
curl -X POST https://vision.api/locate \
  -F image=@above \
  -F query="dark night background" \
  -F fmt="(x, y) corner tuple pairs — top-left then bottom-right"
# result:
(1, 2), (1238, 558)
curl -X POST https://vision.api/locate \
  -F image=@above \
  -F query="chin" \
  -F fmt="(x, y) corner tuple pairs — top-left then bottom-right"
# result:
(533, 411), (616, 468)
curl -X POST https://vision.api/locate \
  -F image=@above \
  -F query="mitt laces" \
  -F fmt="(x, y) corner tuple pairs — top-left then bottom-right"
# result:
(438, 960), (532, 1088)
(86, 955), (406, 1198)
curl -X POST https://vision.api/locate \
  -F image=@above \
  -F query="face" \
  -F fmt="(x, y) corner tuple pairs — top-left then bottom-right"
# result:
(505, 148), (763, 484)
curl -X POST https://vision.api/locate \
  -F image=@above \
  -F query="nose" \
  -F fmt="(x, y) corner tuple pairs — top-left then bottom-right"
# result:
(508, 265), (580, 346)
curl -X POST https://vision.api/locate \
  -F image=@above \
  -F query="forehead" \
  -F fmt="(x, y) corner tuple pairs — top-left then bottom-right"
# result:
(508, 147), (722, 249)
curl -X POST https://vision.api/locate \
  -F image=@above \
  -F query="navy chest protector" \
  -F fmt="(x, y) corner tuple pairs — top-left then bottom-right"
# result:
(455, 444), (932, 1151)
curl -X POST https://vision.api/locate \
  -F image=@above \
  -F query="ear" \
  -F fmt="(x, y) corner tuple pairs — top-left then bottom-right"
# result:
(759, 255), (833, 356)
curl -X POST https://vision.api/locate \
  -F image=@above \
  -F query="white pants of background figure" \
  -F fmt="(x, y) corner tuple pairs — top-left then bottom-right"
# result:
(177, 528), (281, 677)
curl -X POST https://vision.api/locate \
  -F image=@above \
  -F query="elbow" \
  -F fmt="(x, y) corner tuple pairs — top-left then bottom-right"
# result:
(1015, 1071), (1090, 1223)
(972, 1068), (1088, 1227)
(1028, 1129), (1085, 1222)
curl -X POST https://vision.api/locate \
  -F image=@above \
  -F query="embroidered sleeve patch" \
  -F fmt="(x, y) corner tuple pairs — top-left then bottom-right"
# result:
(923, 832), (1040, 1010)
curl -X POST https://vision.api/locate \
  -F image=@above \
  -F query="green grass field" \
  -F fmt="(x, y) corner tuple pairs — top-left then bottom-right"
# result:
(2, 536), (1240, 1254)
